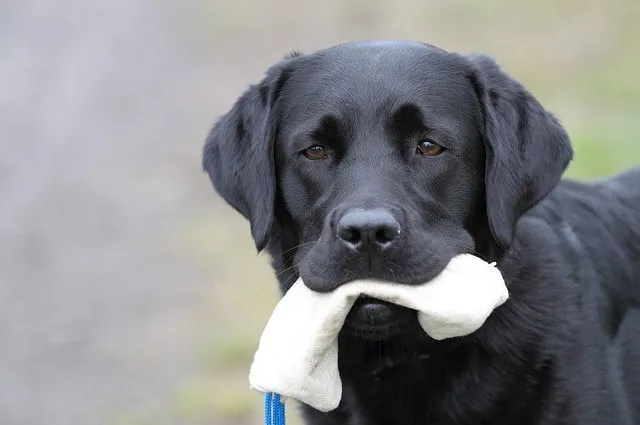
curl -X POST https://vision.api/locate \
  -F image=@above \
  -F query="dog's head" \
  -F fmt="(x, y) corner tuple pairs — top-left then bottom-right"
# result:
(203, 41), (572, 340)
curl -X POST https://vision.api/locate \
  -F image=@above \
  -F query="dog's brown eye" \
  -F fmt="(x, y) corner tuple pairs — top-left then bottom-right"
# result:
(416, 139), (445, 156)
(302, 145), (328, 160)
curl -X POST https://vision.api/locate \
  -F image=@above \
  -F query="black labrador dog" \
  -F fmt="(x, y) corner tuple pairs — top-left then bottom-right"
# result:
(202, 40), (640, 425)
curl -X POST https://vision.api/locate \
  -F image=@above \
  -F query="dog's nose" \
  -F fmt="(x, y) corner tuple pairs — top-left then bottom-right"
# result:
(336, 208), (401, 252)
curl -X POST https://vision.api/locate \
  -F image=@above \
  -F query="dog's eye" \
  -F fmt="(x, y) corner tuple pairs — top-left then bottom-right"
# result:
(302, 145), (328, 160)
(416, 139), (445, 156)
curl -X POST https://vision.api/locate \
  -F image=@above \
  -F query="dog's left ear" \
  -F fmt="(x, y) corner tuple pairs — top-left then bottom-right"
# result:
(467, 54), (574, 251)
(202, 57), (296, 251)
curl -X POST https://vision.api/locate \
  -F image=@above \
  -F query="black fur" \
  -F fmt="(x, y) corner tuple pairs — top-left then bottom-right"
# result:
(203, 40), (640, 425)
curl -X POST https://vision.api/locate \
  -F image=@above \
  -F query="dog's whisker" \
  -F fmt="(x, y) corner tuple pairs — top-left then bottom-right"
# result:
(279, 241), (316, 257)
(284, 245), (315, 278)
(276, 263), (299, 278)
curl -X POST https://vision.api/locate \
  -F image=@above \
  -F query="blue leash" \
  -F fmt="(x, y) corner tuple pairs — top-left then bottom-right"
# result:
(265, 392), (285, 425)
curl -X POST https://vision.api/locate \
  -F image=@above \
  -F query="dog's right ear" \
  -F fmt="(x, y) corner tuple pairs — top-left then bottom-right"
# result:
(202, 56), (298, 252)
(467, 54), (573, 251)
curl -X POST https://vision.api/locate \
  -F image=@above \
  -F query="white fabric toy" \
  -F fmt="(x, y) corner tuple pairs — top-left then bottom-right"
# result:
(249, 254), (509, 412)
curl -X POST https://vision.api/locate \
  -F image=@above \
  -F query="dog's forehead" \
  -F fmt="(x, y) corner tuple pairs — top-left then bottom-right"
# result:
(286, 43), (468, 95)
(277, 43), (478, 134)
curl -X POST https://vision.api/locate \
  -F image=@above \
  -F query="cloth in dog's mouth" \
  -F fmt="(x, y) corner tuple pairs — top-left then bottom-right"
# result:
(249, 254), (509, 412)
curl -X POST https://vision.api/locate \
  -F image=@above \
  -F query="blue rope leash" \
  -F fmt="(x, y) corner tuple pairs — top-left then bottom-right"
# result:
(265, 392), (285, 425)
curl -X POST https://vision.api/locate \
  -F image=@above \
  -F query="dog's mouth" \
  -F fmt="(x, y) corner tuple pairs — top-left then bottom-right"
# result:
(342, 296), (416, 341)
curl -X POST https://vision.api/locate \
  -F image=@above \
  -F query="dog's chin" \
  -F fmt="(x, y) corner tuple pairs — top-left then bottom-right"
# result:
(341, 297), (416, 341)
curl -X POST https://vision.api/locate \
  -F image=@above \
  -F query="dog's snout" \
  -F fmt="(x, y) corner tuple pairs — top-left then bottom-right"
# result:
(336, 208), (401, 252)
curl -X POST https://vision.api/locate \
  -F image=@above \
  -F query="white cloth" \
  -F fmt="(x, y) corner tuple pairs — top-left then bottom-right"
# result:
(248, 254), (509, 412)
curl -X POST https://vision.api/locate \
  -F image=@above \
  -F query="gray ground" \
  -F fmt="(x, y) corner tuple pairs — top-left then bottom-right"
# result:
(1, 1), (637, 424)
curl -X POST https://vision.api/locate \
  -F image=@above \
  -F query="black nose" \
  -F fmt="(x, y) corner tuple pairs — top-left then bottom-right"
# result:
(336, 208), (401, 252)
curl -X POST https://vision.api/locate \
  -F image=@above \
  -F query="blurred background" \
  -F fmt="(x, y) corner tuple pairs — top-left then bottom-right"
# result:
(1, 0), (638, 424)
